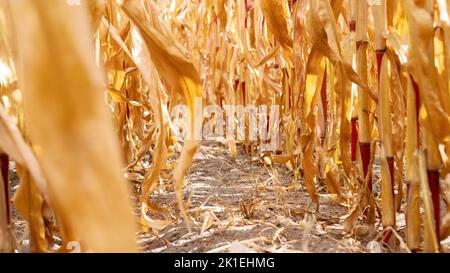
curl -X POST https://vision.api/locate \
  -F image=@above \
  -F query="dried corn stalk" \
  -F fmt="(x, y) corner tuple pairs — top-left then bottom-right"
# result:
(9, 0), (137, 252)
(0, 0), (449, 253)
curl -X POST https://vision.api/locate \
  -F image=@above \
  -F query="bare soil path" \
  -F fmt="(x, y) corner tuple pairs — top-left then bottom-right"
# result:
(138, 142), (381, 253)
(10, 142), (450, 252)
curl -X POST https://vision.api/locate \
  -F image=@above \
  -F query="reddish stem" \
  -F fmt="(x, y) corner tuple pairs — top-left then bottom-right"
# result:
(360, 143), (372, 192)
(242, 82), (246, 106)
(349, 20), (356, 32)
(0, 154), (9, 224)
(411, 75), (440, 242)
(376, 50), (385, 84)
(410, 76), (421, 128)
(387, 157), (395, 199)
(288, 84), (292, 110)
(266, 112), (270, 144)
(427, 170), (441, 242)
(356, 41), (363, 50)
(285, 68), (292, 110)
(321, 68), (328, 136)
(261, 106), (271, 145)
(382, 230), (393, 246)
(244, 0), (250, 12)
(234, 79), (240, 91)
(351, 118), (358, 162)
(288, 0), (296, 11)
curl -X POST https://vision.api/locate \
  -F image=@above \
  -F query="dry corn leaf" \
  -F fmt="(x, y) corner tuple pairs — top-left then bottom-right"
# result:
(10, 0), (137, 252)
(117, 0), (203, 230)
(259, 0), (293, 49)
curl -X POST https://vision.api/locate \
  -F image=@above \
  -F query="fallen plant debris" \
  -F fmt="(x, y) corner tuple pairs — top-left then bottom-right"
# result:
(0, 0), (449, 253)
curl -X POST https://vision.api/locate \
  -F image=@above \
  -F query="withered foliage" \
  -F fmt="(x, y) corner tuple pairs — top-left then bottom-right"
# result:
(0, 0), (449, 253)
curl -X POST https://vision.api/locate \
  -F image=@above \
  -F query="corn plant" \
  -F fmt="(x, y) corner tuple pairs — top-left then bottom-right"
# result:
(0, 0), (449, 253)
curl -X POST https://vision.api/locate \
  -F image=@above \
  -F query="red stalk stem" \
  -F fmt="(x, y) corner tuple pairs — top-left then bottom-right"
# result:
(387, 157), (395, 198)
(242, 82), (246, 106)
(360, 143), (372, 192)
(427, 170), (441, 241)
(349, 20), (356, 32)
(0, 154), (9, 224)
(321, 68), (328, 137)
(351, 118), (358, 161)
(376, 50), (385, 83)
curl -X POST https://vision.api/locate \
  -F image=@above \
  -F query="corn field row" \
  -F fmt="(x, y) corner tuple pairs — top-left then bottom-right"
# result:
(0, 0), (449, 253)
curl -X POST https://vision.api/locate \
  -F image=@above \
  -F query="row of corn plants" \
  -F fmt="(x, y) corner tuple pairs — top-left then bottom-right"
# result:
(0, 0), (449, 252)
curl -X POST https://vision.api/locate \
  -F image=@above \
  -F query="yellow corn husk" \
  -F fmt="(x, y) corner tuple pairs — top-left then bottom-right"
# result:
(356, 0), (370, 145)
(387, 53), (406, 212)
(379, 54), (395, 228)
(405, 76), (421, 251)
(355, 42), (370, 145)
(9, 1), (137, 252)
(418, 151), (440, 252)
(379, 20), (394, 158)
